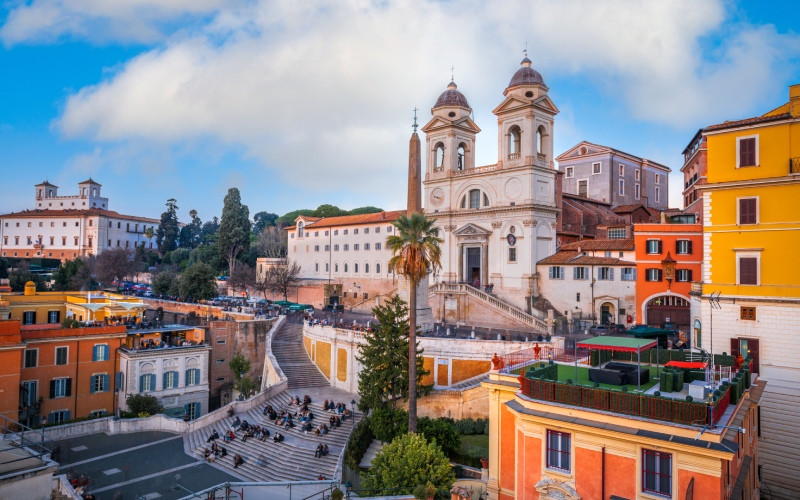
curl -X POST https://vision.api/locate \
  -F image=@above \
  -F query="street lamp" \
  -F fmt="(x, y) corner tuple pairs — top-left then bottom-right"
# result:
(350, 399), (356, 426)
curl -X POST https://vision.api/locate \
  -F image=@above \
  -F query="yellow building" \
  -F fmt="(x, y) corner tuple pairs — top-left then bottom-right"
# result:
(692, 83), (800, 498)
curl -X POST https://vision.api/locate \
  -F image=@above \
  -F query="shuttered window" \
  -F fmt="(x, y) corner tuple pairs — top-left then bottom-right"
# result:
(739, 257), (758, 285)
(739, 198), (757, 224)
(739, 137), (756, 167)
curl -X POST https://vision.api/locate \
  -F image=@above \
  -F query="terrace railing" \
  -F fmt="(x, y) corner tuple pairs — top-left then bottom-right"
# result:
(499, 346), (590, 374)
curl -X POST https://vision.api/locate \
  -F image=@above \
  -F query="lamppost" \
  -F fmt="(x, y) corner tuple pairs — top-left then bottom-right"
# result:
(351, 399), (356, 427)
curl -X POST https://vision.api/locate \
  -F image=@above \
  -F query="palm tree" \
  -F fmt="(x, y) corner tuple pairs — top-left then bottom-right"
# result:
(387, 213), (443, 432)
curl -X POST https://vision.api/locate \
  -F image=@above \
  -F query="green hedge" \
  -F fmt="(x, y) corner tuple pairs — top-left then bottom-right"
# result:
(714, 353), (736, 367)
(687, 370), (706, 382)
(526, 363), (558, 381)
(660, 370), (674, 392)
(344, 418), (374, 470)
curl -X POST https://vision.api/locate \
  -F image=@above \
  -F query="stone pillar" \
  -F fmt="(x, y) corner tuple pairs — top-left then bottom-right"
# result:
(547, 309), (555, 336)
(407, 132), (422, 216)
(457, 244), (463, 282)
(481, 243), (488, 289)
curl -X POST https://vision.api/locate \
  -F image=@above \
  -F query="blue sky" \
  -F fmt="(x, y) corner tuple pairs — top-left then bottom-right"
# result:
(1, 0), (799, 224)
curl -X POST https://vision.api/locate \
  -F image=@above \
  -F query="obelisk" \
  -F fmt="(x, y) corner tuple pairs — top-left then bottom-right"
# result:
(400, 112), (434, 332)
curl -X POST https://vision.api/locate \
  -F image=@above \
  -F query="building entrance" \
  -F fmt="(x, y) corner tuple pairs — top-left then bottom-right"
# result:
(465, 247), (482, 288)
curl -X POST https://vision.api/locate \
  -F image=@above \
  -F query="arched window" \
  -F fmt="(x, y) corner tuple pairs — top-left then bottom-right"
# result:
(434, 142), (445, 169)
(354, 263), (359, 273)
(457, 143), (466, 170)
(298, 221), (304, 238)
(461, 196), (467, 209)
(376, 263), (381, 274)
(508, 126), (521, 158)
(483, 193), (490, 207)
(325, 263), (329, 272)
(365, 263), (369, 273)
(537, 126), (545, 154)
(344, 263), (348, 273)
(334, 263), (339, 273)
(315, 262), (319, 272)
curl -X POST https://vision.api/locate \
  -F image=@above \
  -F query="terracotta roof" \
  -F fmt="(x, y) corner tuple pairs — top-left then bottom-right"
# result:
(704, 112), (791, 132)
(79, 178), (102, 186)
(35, 180), (58, 187)
(612, 204), (647, 214)
(560, 239), (634, 251)
(562, 192), (611, 206)
(538, 250), (635, 266)
(0, 208), (160, 224)
(299, 210), (405, 229)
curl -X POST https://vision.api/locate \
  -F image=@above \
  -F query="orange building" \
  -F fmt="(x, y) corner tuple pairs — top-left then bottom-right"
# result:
(484, 357), (764, 499)
(634, 218), (702, 334)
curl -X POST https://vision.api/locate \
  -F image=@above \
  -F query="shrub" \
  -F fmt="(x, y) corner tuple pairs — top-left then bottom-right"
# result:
(418, 417), (460, 457)
(455, 418), (476, 435)
(686, 395), (693, 402)
(654, 391), (661, 397)
(369, 407), (408, 442)
(126, 394), (163, 416)
(621, 386), (629, 392)
(344, 418), (374, 470)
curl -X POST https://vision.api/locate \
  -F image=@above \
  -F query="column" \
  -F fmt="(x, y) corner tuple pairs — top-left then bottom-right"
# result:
(481, 243), (488, 288)
(457, 244), (463, 282)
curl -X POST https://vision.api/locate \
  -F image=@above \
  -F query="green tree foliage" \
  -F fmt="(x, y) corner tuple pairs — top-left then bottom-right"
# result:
(9, 263), (46, 291)
(200, 217), (220, 244)
(418, 417), (461, 457)
(236, 376), (256, 399)
(177, 262), (217, 300)
(0, 257), (11, 279)
(369, 407), (409, 442)
(156, 198), (180, 254)
(126, 394), (164, 416)
(218, 188), (251, 277)
(362, 433), (455, 498)
(179, 209), (203, 249)
(314, 204), (346, 218)
(190, 243), (223, 272)
(386, 213), (442, 433)
(51, 258), (94, 291)
(357, 295), (430, 412)
(152, 272), (177, 295)
(229, 353), (252, 381)
(344, 418), (375, 470)
(275, 209), (314, 228)
(348, 206), (383, 215)
(252, 211), (279, 233)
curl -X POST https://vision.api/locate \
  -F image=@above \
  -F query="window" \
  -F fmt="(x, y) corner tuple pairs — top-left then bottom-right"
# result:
(578, 180), (588, 197)
(646, 239), (662, 254)
(619, 179), (624, 196)
(508, 126), (521, 156)
(354, 244), (359, 251)
(315, 263), (319, 272)
(434, 142), (445, 168)
(608, 228), (626, 239)
(604, 251), (612, 257)
(646, 269), (663, 282)
(89, 410), (107, 419)
(343, 244), (349, 251)
(186, 368), (200, 385)
(738, 198), (757, 224)
(48, 410), (71, 425)
(675, 269), (692, 282)
(509, 247), (517, 262)
(364, 243), (370, 250)
(375, 242), (381, 250)
(324, 230), (329, 236)
(365, 263), (370, 273)
(343, 229), (348, 235)
(549, 266), (564, 279)
(314, 245), (320, 251)
(737, 136), (758, 167)
(364, 228), (369, 234)
(621, 268), (636, 281)
(50, 377), (72, 398)
(573, 267), (588, 280)
(376, 263), (381, 274)
(335, 264), (339, 273)
(655, 173), (661, 185)
(92, 344), (109, 362)
(325, 263), (329, 272)
(324, 244), (330, 251)
(314, 231), (319, 237)
(375, 227), (380, 233)
(597, 267), (614, 280)
(22, 311), (36, 325)
(353, 228), (359, 234)
(546, 430), (571, 472)
(334, 230), (338, 236)
(469, 189), (480, 209)
(91, 374), (109, 393)
(215, 359), (225, 364)
(642, 449), (672, 497)
(24, 349), (38, 368)
(334, 244), (340, 251)
(354, 263), (359, 273)
(55, 346), (68, 365)
(592, 162), (601, 174)
(139, 374), (156, 393)
(619, 164), (624, 176)
(344, 263), (349, 273)
(565, 166), (574, 178)
(635, 184), (640, 200)
(738, 256), (758, 285)
(185, 402), (201, 420)
(655, 187), (660, 203)
(163, 371), (179, 390)
(21, 381), (37, 407)
(676, 239), (692, 254)
(216, 339), (226, 344)
(740, 307), (756, 321)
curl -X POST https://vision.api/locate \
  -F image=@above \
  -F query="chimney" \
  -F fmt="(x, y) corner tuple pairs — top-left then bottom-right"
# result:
(790, 83), (800, 118)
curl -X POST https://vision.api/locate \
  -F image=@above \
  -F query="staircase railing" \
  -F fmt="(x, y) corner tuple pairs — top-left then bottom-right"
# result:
(350, 288), (397, 311)
(430, 282), (548, 331)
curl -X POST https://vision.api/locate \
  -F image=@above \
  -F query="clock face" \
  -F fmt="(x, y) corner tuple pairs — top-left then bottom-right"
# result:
(430, 188), (444, 206)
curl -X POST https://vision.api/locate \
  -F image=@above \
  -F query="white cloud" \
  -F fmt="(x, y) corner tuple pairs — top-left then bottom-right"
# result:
(39, 0), (800, 205)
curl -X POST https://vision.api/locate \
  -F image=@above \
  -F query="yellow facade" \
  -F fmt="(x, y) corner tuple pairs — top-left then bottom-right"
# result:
(1, 286), (146, 324)
(703, 83), (800, 299)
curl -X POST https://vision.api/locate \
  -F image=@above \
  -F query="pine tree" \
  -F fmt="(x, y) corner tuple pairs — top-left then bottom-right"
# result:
(156, 198), (180, 254)
(218, 188), (251, 278)
(357, 295), (431, 412)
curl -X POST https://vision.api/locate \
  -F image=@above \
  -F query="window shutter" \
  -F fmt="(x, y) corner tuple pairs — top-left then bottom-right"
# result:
(740, 257), (758, 284)
(609, 268), (614, 280)
(163, 373), (168, 389)
(116, 372), (123, 391)
(90, 375), (95, 394)
(92, 345), (98, 362)
(140, 374), (146, 392)
(686, 270), (693, 281)
(150, 374), (156, 390)
(64, 410), (71, 422)
(50, 380), (56, 399)
(739, 198), (756, 224)
(657, 270), (663, 281)
(549, 267), (554, 279)
(48, 412), (55, 424)
(740, 138), (756, 166)
(103, 374), (109, 392)
(65, 378), (72, 397)
(687, 241), (693, 254)
(657, 241), (663, 254)
(185, 370), (190, 386)
(730, 338), (740, 358)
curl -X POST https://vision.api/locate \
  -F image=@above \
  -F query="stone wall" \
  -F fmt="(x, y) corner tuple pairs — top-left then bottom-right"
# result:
(142, 298), (253, 321)
(414, 385), (489, 421)
(429, 290), (540, 331)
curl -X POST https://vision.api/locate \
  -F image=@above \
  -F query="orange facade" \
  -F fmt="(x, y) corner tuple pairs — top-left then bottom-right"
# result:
(3, 320), (126, 426)
(484, 371), (762, 500)
(634, 222), (702, 332)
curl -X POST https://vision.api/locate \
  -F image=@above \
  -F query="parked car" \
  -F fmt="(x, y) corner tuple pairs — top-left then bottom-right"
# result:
(589, 324), (611, 336)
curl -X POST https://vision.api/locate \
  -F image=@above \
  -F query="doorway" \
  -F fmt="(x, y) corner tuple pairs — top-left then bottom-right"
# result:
(465, 247), (481, 288)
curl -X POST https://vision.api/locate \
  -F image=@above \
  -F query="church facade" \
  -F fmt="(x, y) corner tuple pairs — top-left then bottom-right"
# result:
(423, 57), (559, 313)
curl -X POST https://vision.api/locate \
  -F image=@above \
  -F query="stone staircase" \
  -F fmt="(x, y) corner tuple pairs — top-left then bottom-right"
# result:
(430, 282), (548, 332)
(272, 321), (330, 389)
(186, 391), (362, 482)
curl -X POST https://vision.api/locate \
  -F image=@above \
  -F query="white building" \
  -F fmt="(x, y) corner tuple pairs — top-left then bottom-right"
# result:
(536, 239), (637, 325)
(118, 333), (211, 419)
(423, 57), (559, 313)
(286, 211), (404, 305)
(0, 178), (160, 261)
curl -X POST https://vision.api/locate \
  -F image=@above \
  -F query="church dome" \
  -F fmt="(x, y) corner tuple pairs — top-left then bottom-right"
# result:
(433, 81), (471, 109)
(507, 57), (546, 89)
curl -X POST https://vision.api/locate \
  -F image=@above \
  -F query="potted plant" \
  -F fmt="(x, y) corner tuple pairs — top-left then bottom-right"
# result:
(330, 488), (344, 500)
(480, 457), (489, 469)
(414, 482), (437, 500)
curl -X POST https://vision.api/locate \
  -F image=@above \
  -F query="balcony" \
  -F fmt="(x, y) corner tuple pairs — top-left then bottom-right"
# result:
(791, 157), (800, 174)
(507, 152), (521, 160)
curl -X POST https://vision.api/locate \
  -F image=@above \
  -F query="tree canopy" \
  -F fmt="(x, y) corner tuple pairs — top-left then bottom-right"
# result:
(177, 262), (217, 300)
(357, 295), (430, 412)
(52, 257), (94, 291)
(264, 260), (302, 300)
(218, 188), (251, 277)
(252, 211), (279, 233)
(362, 433), (455, 498)
(95, 248), (136, 289)
(156, 198), (180, 254)
(179, 209), (203, 249)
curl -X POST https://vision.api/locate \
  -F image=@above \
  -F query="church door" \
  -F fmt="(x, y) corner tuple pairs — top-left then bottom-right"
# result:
(465, 247), (482, 288)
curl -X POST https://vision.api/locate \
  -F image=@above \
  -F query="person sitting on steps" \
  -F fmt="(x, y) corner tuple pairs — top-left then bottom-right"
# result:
(233, 454), (244, 468)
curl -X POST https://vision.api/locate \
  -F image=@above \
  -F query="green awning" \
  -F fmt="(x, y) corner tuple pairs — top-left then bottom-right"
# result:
(627, 326), (674, 338)
(577, 336), (658, 352)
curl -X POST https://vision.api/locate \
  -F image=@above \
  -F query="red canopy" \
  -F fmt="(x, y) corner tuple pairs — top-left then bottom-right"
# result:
(664, 360), (707, 369)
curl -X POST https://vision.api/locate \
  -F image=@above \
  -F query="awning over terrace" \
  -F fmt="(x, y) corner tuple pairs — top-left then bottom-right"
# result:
(577, 336), (657, 352)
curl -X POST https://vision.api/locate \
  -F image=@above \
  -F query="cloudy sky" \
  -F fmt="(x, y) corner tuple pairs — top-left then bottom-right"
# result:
(1, 0), (799, 223)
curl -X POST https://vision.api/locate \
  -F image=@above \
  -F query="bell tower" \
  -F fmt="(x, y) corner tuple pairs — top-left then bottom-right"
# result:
(422, 81), (481, 179)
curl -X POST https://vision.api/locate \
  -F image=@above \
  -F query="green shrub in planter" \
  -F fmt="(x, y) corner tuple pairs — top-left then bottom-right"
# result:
(686, 395), (693, 402)
(593, 382), (600, 388)
(567, 379), (573, 385)
(622, 386), (629, 392)
(654, 391), (661, 397)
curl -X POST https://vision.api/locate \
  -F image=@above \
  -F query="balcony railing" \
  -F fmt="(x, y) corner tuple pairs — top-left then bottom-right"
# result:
(790, 157), (800, 174)
(507, 152), (521, 160)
